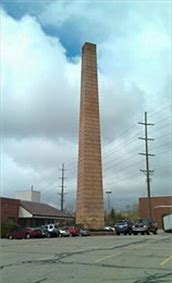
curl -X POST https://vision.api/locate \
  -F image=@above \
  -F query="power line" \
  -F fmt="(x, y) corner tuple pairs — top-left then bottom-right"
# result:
(148, 104), (171, 118)
(104, 160), (143, 176)
(154, 149), (171, 155)
(65, 105), (171, 177)
(103, 123), (137, 152)
(103, 132), (142, 159)
(103, 103), (171, 152)
(103, 122), (170, 160)
(104, 171), (142, 186)
(65, 105), (171, 169)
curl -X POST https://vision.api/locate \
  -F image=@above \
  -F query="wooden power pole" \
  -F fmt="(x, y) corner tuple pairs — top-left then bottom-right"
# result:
(138, 112), (155, 219)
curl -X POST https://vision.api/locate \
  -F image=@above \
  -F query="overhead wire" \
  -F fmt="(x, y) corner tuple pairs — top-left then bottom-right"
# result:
(65, 104), (171, 168)
(63, 103), (171, 186)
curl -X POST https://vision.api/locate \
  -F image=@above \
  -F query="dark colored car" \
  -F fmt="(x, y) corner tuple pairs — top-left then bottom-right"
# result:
(7, 227), (44, 240)
(115, 220), (133, 235)
(132, 219), (158, 235)
(66, 226), (80, 236)
(40, 224), (60, 238)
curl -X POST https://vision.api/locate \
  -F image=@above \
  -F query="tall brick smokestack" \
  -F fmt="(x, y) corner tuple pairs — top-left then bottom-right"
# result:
(76, 42), (104, 228)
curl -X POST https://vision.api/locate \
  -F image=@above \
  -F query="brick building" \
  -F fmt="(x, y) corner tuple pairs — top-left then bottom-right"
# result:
(139, 196), (172, 228)
(0, 197), (20, 224)
(19, 200), (74, 227)
(0, 197), (74, 227)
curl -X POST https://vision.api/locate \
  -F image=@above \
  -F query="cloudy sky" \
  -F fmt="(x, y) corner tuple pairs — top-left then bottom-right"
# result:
(1, 0), (171, 211)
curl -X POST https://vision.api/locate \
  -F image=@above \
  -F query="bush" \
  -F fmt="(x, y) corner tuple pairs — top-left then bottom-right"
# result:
(0, 223), (19, 238)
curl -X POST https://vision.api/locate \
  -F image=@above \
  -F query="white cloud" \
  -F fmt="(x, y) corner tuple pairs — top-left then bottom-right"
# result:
(1, 2), (171, 210)
(1, 8), (79, 207)
(39, 1), (88, 27)
(2, 137), (76, 170)
(1, 9), (80, 140)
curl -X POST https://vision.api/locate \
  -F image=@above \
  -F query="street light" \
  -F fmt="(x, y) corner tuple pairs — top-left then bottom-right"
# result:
(106, 190), (112, 213)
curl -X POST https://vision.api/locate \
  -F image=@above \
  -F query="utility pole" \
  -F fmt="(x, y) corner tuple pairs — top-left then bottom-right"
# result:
(59, 163), (66, 211)
(138, 112), (155, 219)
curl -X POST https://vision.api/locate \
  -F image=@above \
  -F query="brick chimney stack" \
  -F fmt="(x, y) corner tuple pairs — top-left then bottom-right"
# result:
(76, 42), (104, 228)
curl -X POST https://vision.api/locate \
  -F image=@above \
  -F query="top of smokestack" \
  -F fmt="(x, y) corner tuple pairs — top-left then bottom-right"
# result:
(82, 42), (96, 50)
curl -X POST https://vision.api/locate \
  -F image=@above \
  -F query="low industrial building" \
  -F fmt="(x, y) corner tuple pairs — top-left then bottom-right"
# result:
(0, 195), (74, 227)
(139, 196), (172, 228)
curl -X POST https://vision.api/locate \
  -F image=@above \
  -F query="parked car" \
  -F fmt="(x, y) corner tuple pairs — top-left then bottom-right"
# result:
(80, 229), (91, 236)
(66, 226), (80, 236)
(114, 220), (133, 235)
(7, 227), (44, 240)
(40, 224), (60, 238)
(58, 227), (70, 237)
(132, 219), (158, 235)
(104, 226), (115, 232)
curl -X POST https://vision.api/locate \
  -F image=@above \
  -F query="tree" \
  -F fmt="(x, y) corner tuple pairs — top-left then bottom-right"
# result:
(105, 204), (139, 226)
(105, 208), (125, 225)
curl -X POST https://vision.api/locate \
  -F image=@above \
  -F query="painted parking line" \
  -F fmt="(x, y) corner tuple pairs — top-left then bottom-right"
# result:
(95, 243), (147, 263)
(160, 256), (172, 267)
(95, 251), (123, 263)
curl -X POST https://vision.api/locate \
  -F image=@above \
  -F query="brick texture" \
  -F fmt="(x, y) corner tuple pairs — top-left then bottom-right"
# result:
(76, 42), (104, 228)
(139, 196), (172, 228)
(0, 197), (20, 224)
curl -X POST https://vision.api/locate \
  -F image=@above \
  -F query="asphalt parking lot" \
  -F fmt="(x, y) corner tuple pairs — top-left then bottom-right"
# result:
(0, 232), (172, 283)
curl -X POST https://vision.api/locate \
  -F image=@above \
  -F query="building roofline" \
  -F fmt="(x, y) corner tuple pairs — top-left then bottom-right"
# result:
(0, 196), (20, 201)
(139, 195), (172, 200)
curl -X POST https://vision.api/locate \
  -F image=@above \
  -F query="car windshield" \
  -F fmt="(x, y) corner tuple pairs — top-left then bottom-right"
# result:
(117, 221), (128, 225)
(137, 219), (154, 224)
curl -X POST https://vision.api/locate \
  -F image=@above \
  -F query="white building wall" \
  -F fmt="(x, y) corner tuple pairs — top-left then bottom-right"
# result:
(19, 206), (33, 218)
(15, 191), (41, 202)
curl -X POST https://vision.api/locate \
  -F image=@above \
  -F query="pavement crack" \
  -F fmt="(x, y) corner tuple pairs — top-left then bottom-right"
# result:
(0, 238), (163, 272)
(132, 271), (172, 282)
(32, 278), (47, 283)
(55, 259), (172, 272)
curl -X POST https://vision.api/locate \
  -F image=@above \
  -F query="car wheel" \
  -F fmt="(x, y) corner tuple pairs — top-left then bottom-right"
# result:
(25, 233), (31, 239)
(133, 232), (138, 235)
(146, 231), (150, 235)
(116, 232), (120, 236)
(153, 231), (157, 235)
(8, 235), (13, 240)
(141, 232), (145, 235)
